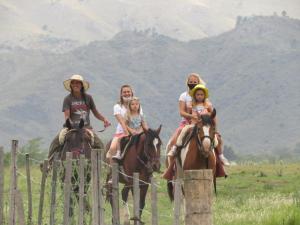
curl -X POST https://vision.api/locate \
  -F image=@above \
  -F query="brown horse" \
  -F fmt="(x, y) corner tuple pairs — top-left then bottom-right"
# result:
(57, 118), (94, 217)
(167, 111), (217, 201)
(105, 126), (162, 222)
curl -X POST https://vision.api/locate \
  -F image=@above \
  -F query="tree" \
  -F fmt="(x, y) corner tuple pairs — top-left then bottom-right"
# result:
(17, 138), (47, 166)
(281, 11), (287, 17)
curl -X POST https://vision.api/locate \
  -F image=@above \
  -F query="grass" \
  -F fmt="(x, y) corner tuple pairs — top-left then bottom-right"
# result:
(1, 161), (300, 225)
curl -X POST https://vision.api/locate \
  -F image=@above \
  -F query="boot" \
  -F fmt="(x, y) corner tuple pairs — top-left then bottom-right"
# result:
(219, 154), (230, 166)
(162, 156), (175, 180)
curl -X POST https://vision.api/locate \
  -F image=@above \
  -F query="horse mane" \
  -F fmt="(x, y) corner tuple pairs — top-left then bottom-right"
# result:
(200, 114), (213, 126)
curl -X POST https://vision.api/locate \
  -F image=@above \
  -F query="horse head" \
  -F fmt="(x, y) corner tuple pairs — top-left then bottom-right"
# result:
(61, 118), (93, 160)
(195, 108), (216, 157)
(143, 125), (162, 173)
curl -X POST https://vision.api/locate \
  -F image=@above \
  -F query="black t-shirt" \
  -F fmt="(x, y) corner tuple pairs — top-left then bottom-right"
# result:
(62, 93), (96, 128)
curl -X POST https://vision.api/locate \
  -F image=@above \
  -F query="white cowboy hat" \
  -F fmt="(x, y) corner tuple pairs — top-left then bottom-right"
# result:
(63, 74), (90, 92)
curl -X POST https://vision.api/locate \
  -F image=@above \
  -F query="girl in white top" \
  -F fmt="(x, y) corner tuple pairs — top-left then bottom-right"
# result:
(107, 85), (145, 164)
(162, 73), (229, 180)
(167, 73), (207, 150)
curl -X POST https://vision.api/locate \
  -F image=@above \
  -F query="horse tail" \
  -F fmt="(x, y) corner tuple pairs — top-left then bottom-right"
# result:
(167, 181), (174, 202)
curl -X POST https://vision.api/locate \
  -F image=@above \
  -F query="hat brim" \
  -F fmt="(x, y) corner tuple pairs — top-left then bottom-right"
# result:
(189, 87), (209, 98)
(63, 79), (90, 92)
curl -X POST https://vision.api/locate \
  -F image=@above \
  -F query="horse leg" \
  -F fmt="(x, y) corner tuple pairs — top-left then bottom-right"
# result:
(121, 185), (131, 223)
(122, 185), (130, 204)
(139, 184), (149, 218)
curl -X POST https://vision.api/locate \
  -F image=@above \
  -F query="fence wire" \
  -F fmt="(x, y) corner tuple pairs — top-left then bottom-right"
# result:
(0, 150), (183, 225)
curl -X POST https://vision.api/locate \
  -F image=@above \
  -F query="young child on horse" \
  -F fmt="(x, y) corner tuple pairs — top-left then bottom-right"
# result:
(107, 85), (147, 165)
(125, 97), (148, 136)
(108, 97), (148, 164)
(162, 83), (229, 179)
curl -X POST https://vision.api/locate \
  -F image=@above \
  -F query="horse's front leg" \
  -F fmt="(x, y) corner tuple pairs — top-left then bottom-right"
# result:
(139, 184), (149, 218)
(121, 185), (130, 203)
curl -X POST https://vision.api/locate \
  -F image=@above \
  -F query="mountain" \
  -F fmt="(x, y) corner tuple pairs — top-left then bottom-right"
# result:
(1, 0), (300, 52)
(0, 15), (299, 155)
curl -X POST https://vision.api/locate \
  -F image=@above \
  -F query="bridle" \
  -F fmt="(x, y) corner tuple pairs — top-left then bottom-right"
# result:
(194, 122), (215, 158)
(63, 128), (92, 157)
(137, 131), (161, 173)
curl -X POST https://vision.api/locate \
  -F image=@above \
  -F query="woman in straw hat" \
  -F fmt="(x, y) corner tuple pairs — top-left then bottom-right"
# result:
(47, 74), (111, 164)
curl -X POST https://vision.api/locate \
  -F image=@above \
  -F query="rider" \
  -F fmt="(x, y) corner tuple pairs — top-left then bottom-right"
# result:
(48, 74), (111, 163)
(176, 84), (217, 149)
(106, 85), (145, 165)
(107, 97), (149, 164)
(162, 73), (229, 180)
(125, 97), (148, 135)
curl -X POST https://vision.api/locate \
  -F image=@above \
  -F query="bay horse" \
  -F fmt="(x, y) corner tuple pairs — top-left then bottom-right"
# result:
(105, 126), (162, 222)
(167, 110), (217, 201)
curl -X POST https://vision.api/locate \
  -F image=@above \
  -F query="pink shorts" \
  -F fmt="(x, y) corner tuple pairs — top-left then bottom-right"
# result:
(114, 133), (127, 138)
(175, 120), (190, 133)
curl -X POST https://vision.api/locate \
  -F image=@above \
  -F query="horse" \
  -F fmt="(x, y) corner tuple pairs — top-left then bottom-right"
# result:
(51, 118), (94, 217)
(167, 110), (217, 201)
(105, 125), (162, 223)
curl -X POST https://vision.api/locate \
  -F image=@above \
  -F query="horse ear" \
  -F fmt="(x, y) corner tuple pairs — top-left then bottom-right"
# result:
(79, 119), (84, 129)
(65, 118), (72, 130)
(211, 108), (216, 119)
(156, 124), (162, 135)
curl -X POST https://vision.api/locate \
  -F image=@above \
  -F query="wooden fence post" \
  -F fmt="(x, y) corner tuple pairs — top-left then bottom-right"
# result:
(63, 152), (72, 225)
(112, 162), (120, 225)
(98, 150), (105, 225)
(133, 173), (140, 225)
(25, 153), (32, 225)
(151, 176), (158, 225)
(78, 154), (85, 225)
(173, 179), (182, 225)
(91, 149), (100, 225)
(9, 140), (18, 225)
(37, 159), (48, 225)
(15, 190), (25, 225)
(184, 170), (213, 225)
(0, 147), (4, 225)
(49, 154), (59, 225)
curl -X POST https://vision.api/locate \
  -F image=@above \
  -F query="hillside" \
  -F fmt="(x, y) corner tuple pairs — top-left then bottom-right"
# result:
(0, 15), (299, 154)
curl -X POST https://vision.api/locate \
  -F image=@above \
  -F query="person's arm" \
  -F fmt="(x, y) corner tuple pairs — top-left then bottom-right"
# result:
(206, 102), (218, 132)
(179, 101), (194, 120)
(92, 108), (111, 127)
(141, 120), (149, 131)
(64, 109), (70, 120)
(115, 114), (129, 135)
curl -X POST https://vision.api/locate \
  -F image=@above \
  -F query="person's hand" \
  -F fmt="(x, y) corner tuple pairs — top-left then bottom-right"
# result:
(131, 130), (139, 135)
(191, 114), (198, 121)
(103, 119), (111, 128)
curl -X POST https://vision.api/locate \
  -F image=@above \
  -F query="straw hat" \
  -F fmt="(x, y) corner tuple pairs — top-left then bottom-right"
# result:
(63, 74), (90, 92)
(189, 84), (209, 98)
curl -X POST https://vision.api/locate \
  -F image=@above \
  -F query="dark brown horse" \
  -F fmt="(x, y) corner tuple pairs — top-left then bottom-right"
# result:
(105, 126), (162, 221)
(56, 118), (94, 217)
(167, 111), (217, 201)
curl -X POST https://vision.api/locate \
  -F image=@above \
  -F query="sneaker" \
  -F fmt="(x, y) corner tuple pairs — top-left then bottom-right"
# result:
(219, 154), (230, 166)
(112, 151), (122, 160)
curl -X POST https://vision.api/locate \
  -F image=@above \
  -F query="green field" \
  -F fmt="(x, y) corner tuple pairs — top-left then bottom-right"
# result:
(1, 161), (300, 225)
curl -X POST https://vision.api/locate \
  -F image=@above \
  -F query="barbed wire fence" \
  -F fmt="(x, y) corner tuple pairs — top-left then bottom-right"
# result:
(0, 140), (187, 225)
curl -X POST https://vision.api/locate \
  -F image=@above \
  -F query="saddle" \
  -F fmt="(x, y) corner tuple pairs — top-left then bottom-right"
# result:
(118, 133), (143, 162)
